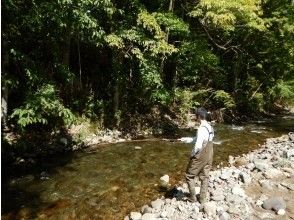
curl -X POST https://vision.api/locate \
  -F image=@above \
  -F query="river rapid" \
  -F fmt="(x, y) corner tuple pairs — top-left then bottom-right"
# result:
(2, 115), (294, 220)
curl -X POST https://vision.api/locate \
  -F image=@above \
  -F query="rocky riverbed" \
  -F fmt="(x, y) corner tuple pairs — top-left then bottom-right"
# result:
(126, 133), (294, 220)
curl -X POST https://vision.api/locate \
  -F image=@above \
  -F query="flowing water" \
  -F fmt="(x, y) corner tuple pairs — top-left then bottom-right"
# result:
(2, 115), (294, 220)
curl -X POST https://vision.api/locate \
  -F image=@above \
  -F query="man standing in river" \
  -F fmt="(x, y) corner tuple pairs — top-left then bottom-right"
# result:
(186, 107), (214, 204)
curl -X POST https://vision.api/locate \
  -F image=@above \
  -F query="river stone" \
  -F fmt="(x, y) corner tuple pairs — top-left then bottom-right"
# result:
(262, 197), (286, 212)
(280, 182), (294, 191)
(190, 213), (199, 219)
(219, 211), (230, 220)
(151, 199), (164, 210)
(289, 132), (294, 141)
(264, 168), (283, 179)
(246, 163), (255, 171)
(286, 149), (294, 159)
(160, 175), (169, 187)
(165, 206), (175, 218)
(277, 209), (286, 215)
(142, 213), (156, 220)
(203, 201), (217, 217)
(239, 172), (251, 184)
(160, 211), (167, 218)
(124, 216), (130, 220)
(235, 157), (247, 167)
(135, 146), (142, 150)
(141, 205), (152, 214)
(226, 194), (244, 204)
(227, 206), (240, 215)
(259, 179), (273, 190)
(232, 186), (245, 197)
(220, 170), (232, 180)
(254, 159), (269, 171)
(130, 212), (142, 220)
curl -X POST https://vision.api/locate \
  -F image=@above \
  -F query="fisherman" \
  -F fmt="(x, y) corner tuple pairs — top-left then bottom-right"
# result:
(185, 107), (214, 204)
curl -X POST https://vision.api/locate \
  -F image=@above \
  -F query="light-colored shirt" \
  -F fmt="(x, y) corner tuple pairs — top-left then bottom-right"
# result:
(191, 120), (214, 156)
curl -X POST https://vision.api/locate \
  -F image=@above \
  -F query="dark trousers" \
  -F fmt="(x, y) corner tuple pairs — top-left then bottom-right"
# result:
(185, 141), (213, 204)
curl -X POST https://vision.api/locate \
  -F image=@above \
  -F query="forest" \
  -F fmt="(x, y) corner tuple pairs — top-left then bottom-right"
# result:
(2, 0), (294, 143)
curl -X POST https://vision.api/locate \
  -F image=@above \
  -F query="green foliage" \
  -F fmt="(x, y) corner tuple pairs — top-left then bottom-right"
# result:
(174, 89), (199, 116)
(190, 0), (266, 32)
(213, 90), (236, 108)
(3, 0), (294, 137)
(154, 12), (190, 36)
(269, 80), (294, 102)
(11, 84), (75, 128)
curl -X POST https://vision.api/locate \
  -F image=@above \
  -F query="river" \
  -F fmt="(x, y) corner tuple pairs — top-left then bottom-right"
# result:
(2, 115), (294, 219)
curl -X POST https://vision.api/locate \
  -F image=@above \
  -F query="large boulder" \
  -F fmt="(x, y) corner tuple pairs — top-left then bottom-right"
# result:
(262, 197), (286, 213)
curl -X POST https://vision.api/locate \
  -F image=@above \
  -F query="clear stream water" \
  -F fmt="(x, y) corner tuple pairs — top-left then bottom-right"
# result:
(2, 115), (294, 220)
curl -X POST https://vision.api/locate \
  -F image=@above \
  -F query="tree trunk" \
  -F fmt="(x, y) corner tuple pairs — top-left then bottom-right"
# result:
(112, 51), (123, 127)
(161, 0), (175, 82)
(62, 34), (71, 66)
(1, 40), (9, 128)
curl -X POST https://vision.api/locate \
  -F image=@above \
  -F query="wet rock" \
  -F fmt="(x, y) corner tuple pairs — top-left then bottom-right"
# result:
(262, 197), (286, 212)
(203, 201), (217, 217)
(130, 212), (142, 220)
(141, 213), (156, 220)
(160, 175), (169, 187)
(135, 146), (142, 150)
(219, 211), (230, 220)
(151, 199), (164, 210)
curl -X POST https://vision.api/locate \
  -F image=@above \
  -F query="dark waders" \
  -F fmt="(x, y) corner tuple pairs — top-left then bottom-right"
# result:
(185, 140), (213, 204)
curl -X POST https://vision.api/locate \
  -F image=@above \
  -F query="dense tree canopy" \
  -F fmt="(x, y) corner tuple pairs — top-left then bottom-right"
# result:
(2, 0), (294, 131)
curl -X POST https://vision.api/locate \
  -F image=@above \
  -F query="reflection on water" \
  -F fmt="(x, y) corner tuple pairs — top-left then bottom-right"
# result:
(2, 116), (294, 219)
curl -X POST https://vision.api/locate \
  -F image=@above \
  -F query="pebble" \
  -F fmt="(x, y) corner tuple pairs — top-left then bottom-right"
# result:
(277, 209), (286, 215)
(130, 212), (142, 220)
(203, 201), (217, 216)
(151, 199), (164, 210)
(142, 213), (157, 220)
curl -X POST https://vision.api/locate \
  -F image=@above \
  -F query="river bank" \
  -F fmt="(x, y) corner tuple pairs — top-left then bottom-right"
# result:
(125, 133), (294, 220)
